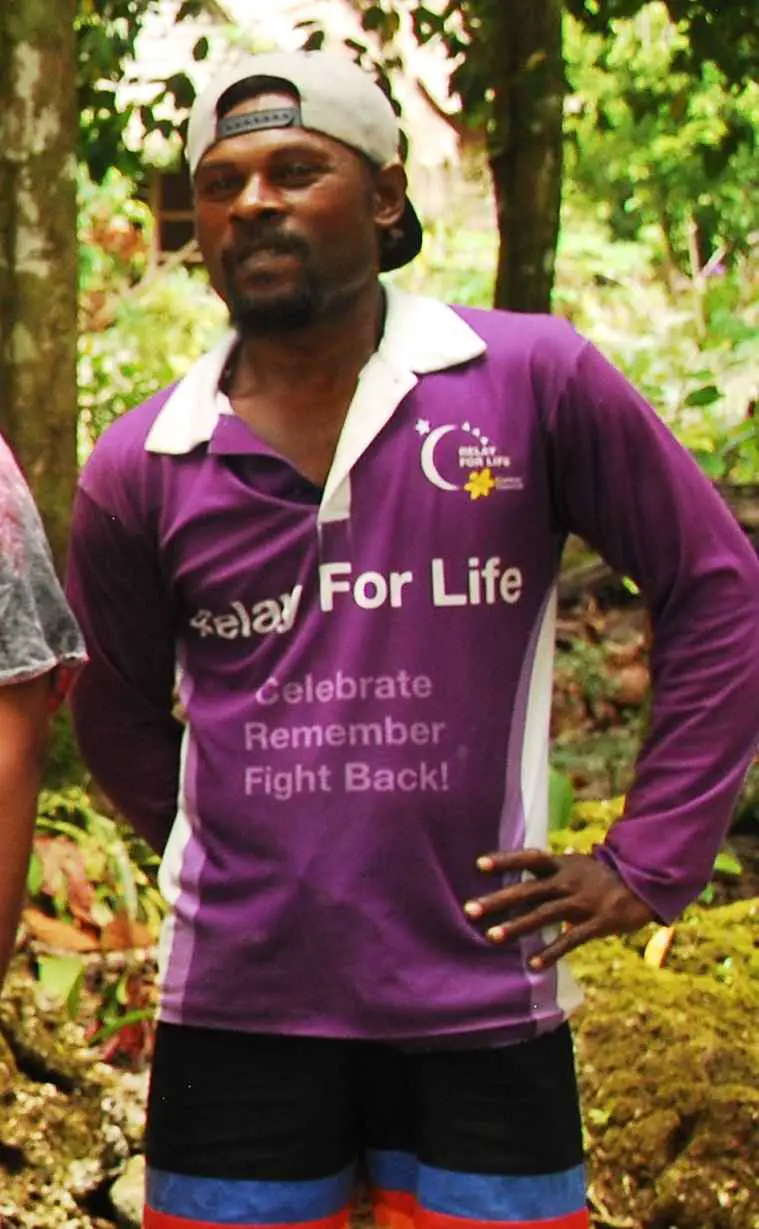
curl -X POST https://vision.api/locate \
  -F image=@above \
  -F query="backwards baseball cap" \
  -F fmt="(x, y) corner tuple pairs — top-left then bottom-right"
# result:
(186, 49), (423, 271)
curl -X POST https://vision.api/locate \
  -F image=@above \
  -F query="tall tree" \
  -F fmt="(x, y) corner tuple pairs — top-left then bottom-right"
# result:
(462, 0), (564, 313)
(0, 0), (199, 564)
(0, 0), (79, 572)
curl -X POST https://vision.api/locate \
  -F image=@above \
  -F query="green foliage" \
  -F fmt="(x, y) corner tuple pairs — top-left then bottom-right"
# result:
(554, 200), (759, 476)
(566, 0), (759, 86)
(392, 216), (496, 306)
(564, 4), (759, 270)
(549, 766), (576, 831)
(85, 972), (154, 1055)
(76, 0), (201, 181)
(76, 0), (155, 180)
(78, 168), (226, 444)
(79, 269), (227, 442)
(33, 786), (165, 936)
(27, 786), (162, 1061)
(78, 167), (152, 302)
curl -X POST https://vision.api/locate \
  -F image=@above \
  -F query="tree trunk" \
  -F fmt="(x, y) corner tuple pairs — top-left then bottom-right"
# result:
(0, 0), (79, 574)
(477, 0), (565, 313)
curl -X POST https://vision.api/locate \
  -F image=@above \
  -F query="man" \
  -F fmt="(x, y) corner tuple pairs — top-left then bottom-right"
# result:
(66, 50), (759, 1229)
(0, 435), (86, 987)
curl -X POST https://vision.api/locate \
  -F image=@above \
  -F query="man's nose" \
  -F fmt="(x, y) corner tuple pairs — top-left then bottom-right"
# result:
(231, 173), (283, 219)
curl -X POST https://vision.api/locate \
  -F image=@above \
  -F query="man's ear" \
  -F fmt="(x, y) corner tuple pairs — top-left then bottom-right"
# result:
(373, 162), (408, 233)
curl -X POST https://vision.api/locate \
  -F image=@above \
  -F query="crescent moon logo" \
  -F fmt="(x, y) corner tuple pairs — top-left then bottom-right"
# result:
(420, 425), (459, 491)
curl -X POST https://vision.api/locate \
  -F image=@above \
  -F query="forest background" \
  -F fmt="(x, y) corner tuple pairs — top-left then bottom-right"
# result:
(0, 2), (757, 1227)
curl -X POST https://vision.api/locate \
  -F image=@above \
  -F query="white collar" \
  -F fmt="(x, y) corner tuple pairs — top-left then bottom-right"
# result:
(144, 284), (487, 456)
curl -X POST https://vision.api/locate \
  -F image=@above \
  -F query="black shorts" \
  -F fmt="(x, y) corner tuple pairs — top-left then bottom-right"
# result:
(143, 1022), (588, 1229)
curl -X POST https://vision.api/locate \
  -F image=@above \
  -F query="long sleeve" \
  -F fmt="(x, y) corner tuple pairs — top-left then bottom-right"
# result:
(66, 483), (182, 853)
(545, 340), (759, 921)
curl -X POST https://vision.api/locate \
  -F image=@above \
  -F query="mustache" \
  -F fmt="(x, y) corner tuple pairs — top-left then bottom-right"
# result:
(224, 226), (310, 264)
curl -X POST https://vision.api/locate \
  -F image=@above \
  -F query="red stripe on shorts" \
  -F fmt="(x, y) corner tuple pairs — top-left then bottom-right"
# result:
(372, 1192), (590, 1229)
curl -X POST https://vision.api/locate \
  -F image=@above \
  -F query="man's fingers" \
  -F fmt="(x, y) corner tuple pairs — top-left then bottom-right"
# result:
(476, 848), (558, 875)
(480, 898), (573, 944)
(464, 876), (562, 920)
(466, 851), (656, 959)
(526, 919), (601, 969)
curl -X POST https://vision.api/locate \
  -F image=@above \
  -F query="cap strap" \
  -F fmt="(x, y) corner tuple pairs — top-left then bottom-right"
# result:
(216, 104), (302, 142)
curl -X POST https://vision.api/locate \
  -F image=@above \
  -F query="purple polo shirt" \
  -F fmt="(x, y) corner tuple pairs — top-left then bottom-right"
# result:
(66, 288), (759, 1045)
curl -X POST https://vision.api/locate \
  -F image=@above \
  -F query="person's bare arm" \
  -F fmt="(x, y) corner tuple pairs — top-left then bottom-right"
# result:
(0, 675), (50, 986)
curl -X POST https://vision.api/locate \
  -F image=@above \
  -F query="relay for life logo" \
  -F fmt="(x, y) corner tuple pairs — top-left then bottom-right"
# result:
(415, 418), (524, 499)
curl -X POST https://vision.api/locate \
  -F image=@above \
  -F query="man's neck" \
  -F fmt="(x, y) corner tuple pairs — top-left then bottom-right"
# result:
(229, 282), (385, 399)
(223, 281), (386, 486)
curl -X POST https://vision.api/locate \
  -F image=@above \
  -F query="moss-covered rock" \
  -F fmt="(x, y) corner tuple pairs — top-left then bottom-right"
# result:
(571, 900), (759, 1229)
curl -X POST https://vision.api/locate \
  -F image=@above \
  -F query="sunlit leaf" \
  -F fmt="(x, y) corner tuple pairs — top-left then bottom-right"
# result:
(713, 850), (743, 878)
(37, 955), (85, 1017)
(548, 767), (576, 831)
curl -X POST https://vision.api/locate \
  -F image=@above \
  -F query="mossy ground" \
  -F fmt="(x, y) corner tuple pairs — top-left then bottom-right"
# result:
(555, 804), (759, 1229)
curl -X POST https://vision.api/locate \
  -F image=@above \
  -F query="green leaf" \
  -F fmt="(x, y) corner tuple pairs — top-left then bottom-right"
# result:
(27, 851), (44, 897)
(37, 955), (85, 1018)
(684, 385), (721, 408)
(694, 452), (725, 479)
(713, 850), (743, 877)
(89, 1008), (153, 1046)
(548, 767), (576, 831)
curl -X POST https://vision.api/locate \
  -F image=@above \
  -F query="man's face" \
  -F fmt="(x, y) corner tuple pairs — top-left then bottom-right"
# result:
(193, 91), (405, 334)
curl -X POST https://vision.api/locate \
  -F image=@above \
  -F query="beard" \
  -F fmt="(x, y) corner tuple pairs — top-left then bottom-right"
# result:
(222, 227), (325, 335)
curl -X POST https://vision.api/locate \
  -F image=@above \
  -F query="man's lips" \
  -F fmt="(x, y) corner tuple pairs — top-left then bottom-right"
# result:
(228, 247), (304, 277)
(228, 237), (305, 262)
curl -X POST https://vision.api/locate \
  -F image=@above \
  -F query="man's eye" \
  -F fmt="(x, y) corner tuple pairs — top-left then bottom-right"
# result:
(202, 174), (239, 197)
(277, 163), (321, 184)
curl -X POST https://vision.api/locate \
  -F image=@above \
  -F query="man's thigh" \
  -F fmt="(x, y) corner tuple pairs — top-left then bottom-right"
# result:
(362, 1024), (589, 1229)
(143, 1024), (359, 1228)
